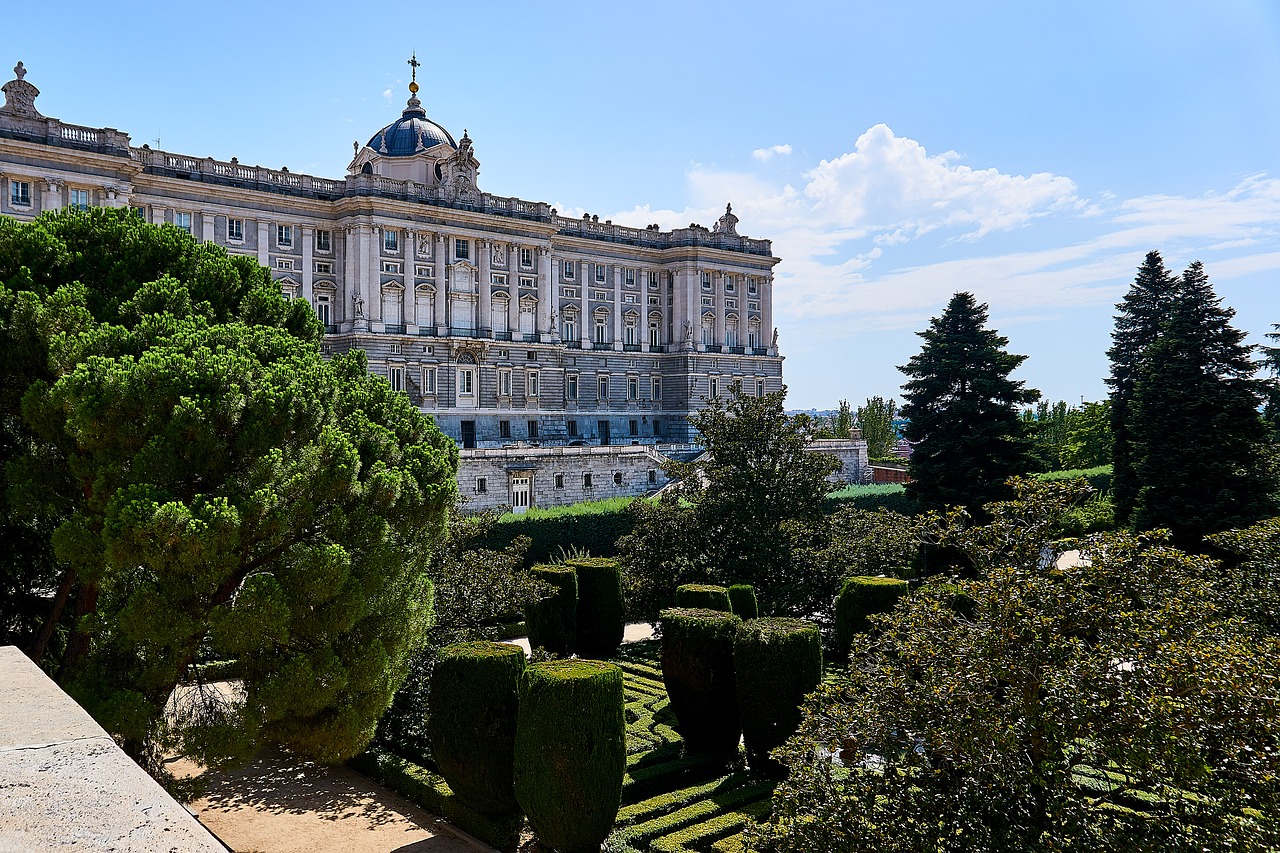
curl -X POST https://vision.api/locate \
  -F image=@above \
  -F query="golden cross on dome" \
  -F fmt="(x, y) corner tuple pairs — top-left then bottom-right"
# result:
(408, 52), (420, 87)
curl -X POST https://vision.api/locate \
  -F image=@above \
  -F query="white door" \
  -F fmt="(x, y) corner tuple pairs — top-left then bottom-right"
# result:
(510, 475), (531, 514)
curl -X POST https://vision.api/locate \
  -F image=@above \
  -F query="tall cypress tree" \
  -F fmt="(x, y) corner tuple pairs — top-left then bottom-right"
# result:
(899, 292), (1039, 513)
(1106, 251), (1180, 526)
(1128, 262), (1276, 546)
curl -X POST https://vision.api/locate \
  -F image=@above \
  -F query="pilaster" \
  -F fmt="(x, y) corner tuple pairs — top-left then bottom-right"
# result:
(301, 225), (314, 307)
(537, 246), (553, 341)
(478, 239), (492, 337)
(433, 233), (447, 332)
(405, 230), (418, 333)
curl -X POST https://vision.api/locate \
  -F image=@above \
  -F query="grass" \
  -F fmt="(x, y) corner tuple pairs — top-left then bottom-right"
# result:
(825, 482), (905, 501)
(496, 495), (641, 522)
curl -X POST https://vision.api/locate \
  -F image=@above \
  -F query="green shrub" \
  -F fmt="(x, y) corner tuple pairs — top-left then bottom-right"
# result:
(834, 576), (909, 657)
(350, 747), (524, 851)
(733, 618), (823, 777)
(727, 585), (758, 620)
(525, 564), (577, 655)
(570, 557), (626, 659)
(824, 483), (921, 515)
(477, 498), (639, 564)
(515, 660), (626, 853)
(675, 584), (732, 612)
(659, 608), (742, 757)
(427, 641), (525, 816)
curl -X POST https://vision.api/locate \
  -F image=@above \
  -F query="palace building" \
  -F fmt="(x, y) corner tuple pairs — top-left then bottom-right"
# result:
(0, 59), (791, 510)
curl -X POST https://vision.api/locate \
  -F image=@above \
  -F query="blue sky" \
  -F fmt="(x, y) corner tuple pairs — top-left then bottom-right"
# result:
(10, 1), (1279, 409)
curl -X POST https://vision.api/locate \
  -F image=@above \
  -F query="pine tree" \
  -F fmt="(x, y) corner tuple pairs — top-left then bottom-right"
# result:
(1106, 251), (1180, 525)
(1128, 261), (1276, 545)
(898, 292), (1039, 513)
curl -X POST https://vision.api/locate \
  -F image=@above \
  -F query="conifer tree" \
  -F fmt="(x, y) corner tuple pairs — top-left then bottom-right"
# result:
(1127, 261), (1275, 545)
(898, 292), (1039, 513)
(1106, 251), (1180, 525)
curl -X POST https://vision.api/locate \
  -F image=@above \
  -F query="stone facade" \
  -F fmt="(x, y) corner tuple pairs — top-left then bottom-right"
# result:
(810, 437), (872, 485)
(0, 59), (788, 510)
(458, 444), (672, 512)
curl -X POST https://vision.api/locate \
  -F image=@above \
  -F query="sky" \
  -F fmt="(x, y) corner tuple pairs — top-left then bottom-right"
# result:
(8, 1), (1279, 410)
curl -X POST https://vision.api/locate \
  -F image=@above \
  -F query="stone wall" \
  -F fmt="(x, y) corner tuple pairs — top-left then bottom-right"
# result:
(809, 438), (871, 485)
(458, 444), (670, 512)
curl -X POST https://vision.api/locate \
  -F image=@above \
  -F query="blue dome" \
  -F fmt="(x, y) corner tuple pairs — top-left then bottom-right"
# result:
(367, 102), (456, 157)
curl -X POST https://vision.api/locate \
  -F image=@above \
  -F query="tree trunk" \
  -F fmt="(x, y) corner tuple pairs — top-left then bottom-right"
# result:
(29, 568), (76, 664)
(58, 580), (99, 682)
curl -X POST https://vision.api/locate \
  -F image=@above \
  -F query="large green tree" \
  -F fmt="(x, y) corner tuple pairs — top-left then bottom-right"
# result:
(1, 208), (458, 782)
(750, 479), (1280, 853)
(1126, 261), (1275, 545)
(1106, 251), (1180, 525)
(1060, 399), (1112, 470)
(898, 292), (1039, 513)
(855, 396), (898, 459)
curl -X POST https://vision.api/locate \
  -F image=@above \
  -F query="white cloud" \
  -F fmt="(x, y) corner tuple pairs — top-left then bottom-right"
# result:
(382, 88), (394, 102)
(752, 144), (792, 161)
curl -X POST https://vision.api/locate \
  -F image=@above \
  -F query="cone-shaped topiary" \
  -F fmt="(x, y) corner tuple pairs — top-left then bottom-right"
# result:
(835, 575), (909, 657)
(727, 584), (758, 619)
(526, 564), (577, 655)
(514, 660), (626, 853)
(659, 607), (742, 757)
(675, 583), (732, 612)
(734, 617), (822, 777)
(569, 557), (625, 659)
(427, 641), (526, 816)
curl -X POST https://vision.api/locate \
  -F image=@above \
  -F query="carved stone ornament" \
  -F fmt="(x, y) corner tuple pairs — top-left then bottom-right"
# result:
(712, 202), (739, 236)
(353, 291), (366, 319)
(491, 242), (506, 267)
(1, 61), (42, 119)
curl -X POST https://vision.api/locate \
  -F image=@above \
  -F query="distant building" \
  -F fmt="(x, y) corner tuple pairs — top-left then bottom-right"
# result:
(0, 59), (786, 511)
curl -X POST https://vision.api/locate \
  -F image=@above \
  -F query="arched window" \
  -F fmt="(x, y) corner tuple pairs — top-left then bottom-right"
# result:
(701, 313), (715, 347)
(624, 310), (639, 346)
(648, 311), (662, 347)
(563, 307), (578, 341)
(725, 313), (740, 348)
(748, 317), (761, 349)
(594, 308), (609, 344)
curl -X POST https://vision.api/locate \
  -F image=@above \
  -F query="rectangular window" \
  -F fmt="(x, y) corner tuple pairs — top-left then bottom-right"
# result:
(476, 477), (488, 494)
(598, 375), (609, 400)
(417, 264), (433, 277)
(563, 314), (578, 341)
(389, 343), (403, 355)
(583, 473), (593, 489)
(454, 238), (469, 260)
(527, 370), (540, 397)
(593, 290), (607, 301)
(69, 189), (90, 210)
(315, 230), (332, 252)
(726, 277), (736, 293)
(701, 271), (712, 290)
(595, 263), (606, 282)
(520, 247), (533, 268)
(563, 260), (575, 279)
(628, 377), (638, 400)
(624, 268), (635, 287)
(629, 419), (638, 436)
(314, 261), (333, 274)
(757, 379), (765, 397)
(520, 276), (536, 289)
(648, 469), (657, 484)
(174, 212), (192, 234)
(275, 258), (294, 270)
(649, 296), (660, 307)
(384, 230), (399, 253)
(388, 366), (404, 393)
(654, 419), (662, 435)
(277, 224), (293, 247)
(499, 368), (512, 397)
(555, 473), (565, 489)
(567, 419), (578, 437)
(227, 218), (244, 241)
(528, 420), (539, 438)
(702, 296), (714, 307)
(623, 294), (637, 304)
(567, 375), (579, 400)
(422, 367), (437, 394)
(561, 287), (579, 298)
(594, 317), (607, 344)
(649, 271), (661, 290)
(709, 378), (719, 399)
(748, 301), (760, 312)
(10, 180), (31, 206)
(500, 420), (511, 439)
(382, 261), (402, 274)
(748, 277), (759, 294)
(652, 377), (661, 401)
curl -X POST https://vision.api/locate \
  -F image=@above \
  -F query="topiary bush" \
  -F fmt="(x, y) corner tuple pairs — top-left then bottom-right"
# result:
(834, 576), (909, 657)
(675, 584), (732, 612)
(659, 607), (742, 757)
(727, 585), (758, 620)
(427, 641), (526, 816)
(526, 564), (577, 655)
(733, 618), (822, 777)
(570, 556), (626, 659)
(515, 660), (626, 853)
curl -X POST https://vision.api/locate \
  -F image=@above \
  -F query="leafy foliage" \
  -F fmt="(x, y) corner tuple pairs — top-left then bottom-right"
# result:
(659, 608), (742, 757)
(899, 292), (1040, 514)
(749, 479), (1280, 853)
(855, 396), (898, 459)
(833, 576), (909, 657)
(732, 618), (822, 777)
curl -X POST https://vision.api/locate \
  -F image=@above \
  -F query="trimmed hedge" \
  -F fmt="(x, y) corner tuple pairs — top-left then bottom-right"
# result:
(570, 556), (626, 658)
(834, 576), (909, 657)
(525, 564), (577, 655)
(350, 747), (524, 851)
(675, 584), (733, 612)
(650, 794), (773, 853)
(727, 585), (758, 620)
(515, 660), (626, 853)
(659, 608), (742, 757)
(427, 641), (525, 816)
(615, 781), (775, 848)
(733, 618), (823, 777)
(478, 502), (636, 565)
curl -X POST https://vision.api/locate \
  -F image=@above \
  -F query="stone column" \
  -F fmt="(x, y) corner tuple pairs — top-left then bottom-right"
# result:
(478, 239), (492, 337)
(578, 259), (590, 347)
(433, 233), (447, 332)
(369, 226), (385, 329)
(43, 179), (63, 213)
(612, 265), (624, 351)
(537, 246), (553, 340)
(256, 220), (270, 267)
(405, 230), (419, 333)
(762, 274), (775, 355)
(714, 272), (726, 347)
(509, 243), (521, 337)
(343, 226), (357, 328)
(301, 225), (314, 307)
